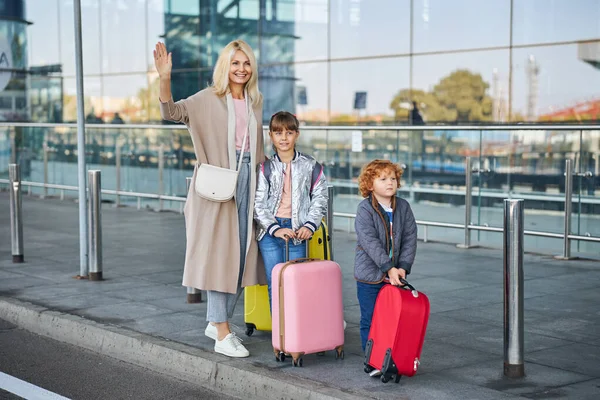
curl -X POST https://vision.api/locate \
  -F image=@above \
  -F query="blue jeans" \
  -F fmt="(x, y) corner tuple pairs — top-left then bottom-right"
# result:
(357, 281), (386, 352)
(258, 217), (307, 310)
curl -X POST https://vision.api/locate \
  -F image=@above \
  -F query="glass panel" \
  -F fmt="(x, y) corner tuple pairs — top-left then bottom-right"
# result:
(62, 77), (103, 122)
(412, 49), (509, 123)
(102, 73), (150, 123)
(413, 0), (510, 53)
(0, 72), (28, 122)
(261, 62), (328, 124)
(330, 57), (410, 124)
(30, 75), (64, 123)
(27, 0), (61, 67)
(147, 0), (166, 61)
(574, 129), (599, 257)
(324, 129), (404, 231)
(100, 0), (147, 74)
(330, 0), (410, 59)
(2, 125), (192, 210)
(512, 0), (600, 46)
(169, 70), (212, 108)
(286, 0), (328, 62)
(512, 45), (600, 123)
(58, 0), (102, 76)
(470, 129), (581, 254)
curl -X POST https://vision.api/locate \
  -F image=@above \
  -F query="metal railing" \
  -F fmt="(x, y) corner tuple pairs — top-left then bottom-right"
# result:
(2, 122), (599, 258)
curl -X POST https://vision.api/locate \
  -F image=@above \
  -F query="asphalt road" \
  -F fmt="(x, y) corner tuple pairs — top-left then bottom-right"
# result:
(0, 319), (238, 400)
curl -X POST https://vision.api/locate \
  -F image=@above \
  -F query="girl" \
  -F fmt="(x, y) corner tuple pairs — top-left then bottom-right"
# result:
(254, 111), (328, 308)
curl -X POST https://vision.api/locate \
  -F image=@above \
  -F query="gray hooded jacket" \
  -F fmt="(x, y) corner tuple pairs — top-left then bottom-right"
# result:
(354, 195), (418, 283)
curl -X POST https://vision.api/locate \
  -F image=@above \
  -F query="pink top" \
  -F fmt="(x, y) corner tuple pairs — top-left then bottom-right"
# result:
(233, 98), (250, 152)
(276, 162), (292, 218)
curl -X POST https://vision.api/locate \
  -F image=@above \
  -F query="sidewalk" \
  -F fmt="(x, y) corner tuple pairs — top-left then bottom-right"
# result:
(1, 192), (599, 399)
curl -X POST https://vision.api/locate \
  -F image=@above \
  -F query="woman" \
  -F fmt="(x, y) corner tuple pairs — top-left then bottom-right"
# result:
(154, 40), (266, 358)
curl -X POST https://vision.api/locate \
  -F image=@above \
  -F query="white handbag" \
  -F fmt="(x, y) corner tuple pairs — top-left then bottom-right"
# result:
(194, 114), (249, 202)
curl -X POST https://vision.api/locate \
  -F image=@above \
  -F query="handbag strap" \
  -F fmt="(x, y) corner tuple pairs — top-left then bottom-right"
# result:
(235, 95), (251, 173)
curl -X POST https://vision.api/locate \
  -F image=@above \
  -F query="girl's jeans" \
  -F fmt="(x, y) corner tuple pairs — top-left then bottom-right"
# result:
(258, 217), (307, 310)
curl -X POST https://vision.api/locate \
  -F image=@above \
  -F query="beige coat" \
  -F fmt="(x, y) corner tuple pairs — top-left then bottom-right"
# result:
(160, 88), (267, 294)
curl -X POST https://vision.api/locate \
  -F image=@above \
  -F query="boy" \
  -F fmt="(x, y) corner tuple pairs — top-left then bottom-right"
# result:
(354, 159), (417, 374)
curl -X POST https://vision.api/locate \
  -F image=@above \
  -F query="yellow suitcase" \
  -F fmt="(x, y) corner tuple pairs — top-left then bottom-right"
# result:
(244, 284), (271, 336)
(308, 220), (331, 261)
(244, 220), (331, 336)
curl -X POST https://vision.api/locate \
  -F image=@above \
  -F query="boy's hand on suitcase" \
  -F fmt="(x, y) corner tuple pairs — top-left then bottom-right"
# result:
(296, 227), (313, 240)
(275, 229), (296, 240)
(387, 268), (406, 286)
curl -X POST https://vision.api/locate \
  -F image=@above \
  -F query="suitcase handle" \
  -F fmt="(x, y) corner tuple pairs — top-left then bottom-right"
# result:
(399, 278), (416, 292)
(283, 235), (315, 264)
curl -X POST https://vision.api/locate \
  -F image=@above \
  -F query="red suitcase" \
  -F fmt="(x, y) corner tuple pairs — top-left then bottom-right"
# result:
(364, 280), (430, 383)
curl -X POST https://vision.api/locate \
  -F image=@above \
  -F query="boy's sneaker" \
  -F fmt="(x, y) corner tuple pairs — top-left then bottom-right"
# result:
(369, 369), (382, 377)
(204, 323), (217, 340)
(214, 333), (249, 358)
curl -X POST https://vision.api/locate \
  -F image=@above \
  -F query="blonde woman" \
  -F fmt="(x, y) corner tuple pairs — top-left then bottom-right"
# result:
(154, 40), (266, 358)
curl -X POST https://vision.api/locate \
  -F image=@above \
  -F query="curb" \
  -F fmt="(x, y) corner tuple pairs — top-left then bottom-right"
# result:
(0, 296), (365, 400)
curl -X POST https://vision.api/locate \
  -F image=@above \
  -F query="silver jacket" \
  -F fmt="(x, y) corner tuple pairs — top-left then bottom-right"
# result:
(254, 151), (329, 245)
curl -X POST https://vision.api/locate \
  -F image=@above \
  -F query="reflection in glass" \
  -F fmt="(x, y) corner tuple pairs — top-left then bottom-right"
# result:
(411, 50), (509, 123)
(100, 0), (147, 74)
(58, 0), (101, 75)
(331, 57), (409, 124)
(412, 0), (510, 52)
(331, 0), (410, 59)
(512, 46), (600, 122)
(62, 77), (103, 122)
(261, 62), (328, 124)
(512, 0), (600, 46)
(102, 74), (150, 123)
(27, 0), (60, 67)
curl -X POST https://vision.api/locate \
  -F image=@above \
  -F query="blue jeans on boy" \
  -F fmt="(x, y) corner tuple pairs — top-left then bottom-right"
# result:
(258, 217), (307, 310)
(357, 281), (386, 352)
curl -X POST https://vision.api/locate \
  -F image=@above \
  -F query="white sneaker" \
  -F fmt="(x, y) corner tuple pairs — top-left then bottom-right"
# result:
(369, 369), (382, 377)
(205, 323), (217, 340)
(214, 333), (249, 358)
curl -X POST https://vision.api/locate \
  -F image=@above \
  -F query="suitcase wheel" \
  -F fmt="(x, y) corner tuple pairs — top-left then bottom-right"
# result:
(292, 357), (303, 367)
(334, 347), (345, 360)
(317, 351), (325, 356)
(364, 365), (375, 374)
(275, 352), (286, 362)
(394, 375), (402, 384)
(381, 375), (390, 383)
(245, 323), (255, 337)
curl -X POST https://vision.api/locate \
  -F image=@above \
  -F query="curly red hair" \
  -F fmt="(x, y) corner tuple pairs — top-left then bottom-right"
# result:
(358, 159), (403, 198)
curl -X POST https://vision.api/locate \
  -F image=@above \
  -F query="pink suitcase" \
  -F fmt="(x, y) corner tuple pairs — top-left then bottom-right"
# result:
(271, 245), (345, 367)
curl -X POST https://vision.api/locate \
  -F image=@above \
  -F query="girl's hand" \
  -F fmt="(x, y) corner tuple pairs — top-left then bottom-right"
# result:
(153, 42), (172, 78)
(274, 228), (296, 240)
(296, 227), (313, 240)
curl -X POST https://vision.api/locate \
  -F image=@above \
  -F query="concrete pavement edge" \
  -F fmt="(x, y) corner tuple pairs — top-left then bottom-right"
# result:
(0, 296), (365, 400)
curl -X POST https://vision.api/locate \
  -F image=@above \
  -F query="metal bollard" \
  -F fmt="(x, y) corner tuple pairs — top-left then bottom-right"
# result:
(327, 185), (334, 261)
(503, 199), (525, 378)
(457, 157), (473, 249)
(158, 144), (164, 211)
(562, 159), (573, 259)
(115, 144), (121, 207)
(9, 164), (24, 263)
(88, 170), (103, 281)
(43, 139), (48, 198)
(185, 176), (202, 303)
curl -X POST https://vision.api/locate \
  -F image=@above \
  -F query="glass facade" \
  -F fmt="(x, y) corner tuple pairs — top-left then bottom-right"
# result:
(0, 0), (598, 257)
(5, 0), (595, 124)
